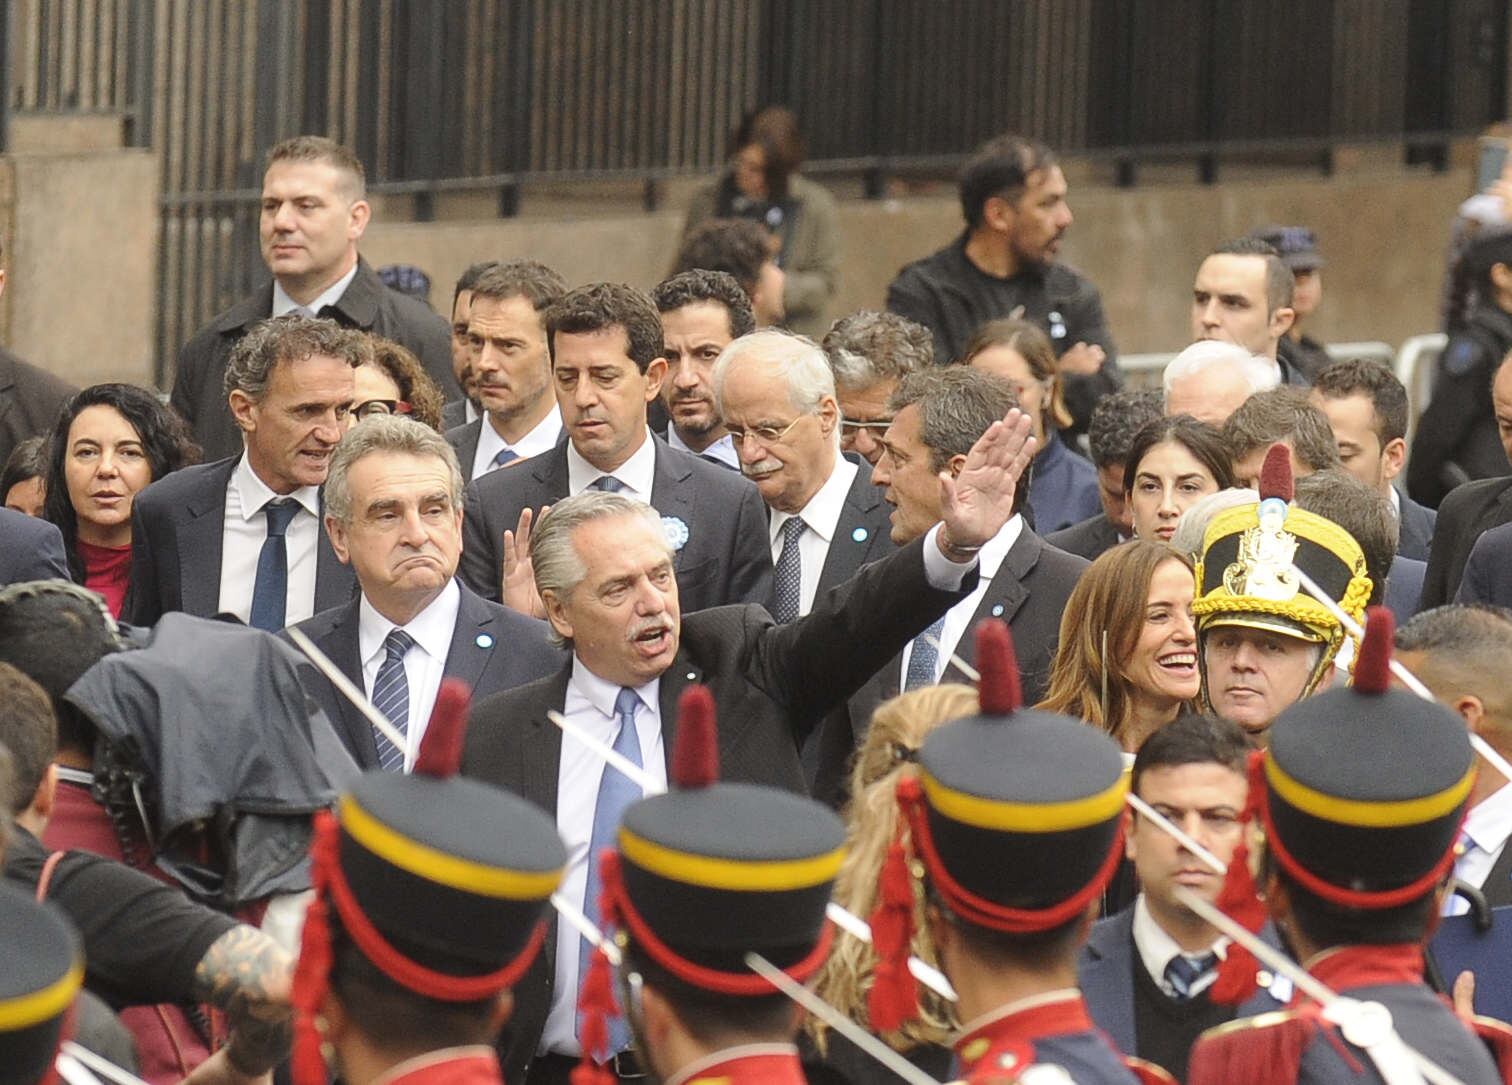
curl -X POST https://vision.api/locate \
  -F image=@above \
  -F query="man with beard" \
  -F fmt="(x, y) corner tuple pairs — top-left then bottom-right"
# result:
(650, 269), (752, 470)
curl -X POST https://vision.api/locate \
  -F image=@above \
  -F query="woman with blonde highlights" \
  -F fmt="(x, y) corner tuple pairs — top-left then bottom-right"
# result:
(1037, 540), (1200, 752)
(802, 685), (977, 1084)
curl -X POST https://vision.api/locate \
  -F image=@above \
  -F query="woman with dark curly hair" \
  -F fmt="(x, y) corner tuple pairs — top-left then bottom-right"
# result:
(42, 383), (199, 616)
(349, 334), (446, 431)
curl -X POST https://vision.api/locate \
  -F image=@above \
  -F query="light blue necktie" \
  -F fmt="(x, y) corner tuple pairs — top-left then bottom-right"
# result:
(370, 629), (415, 772)
(248, 500), (300, 631)
(905, 616), (946, 689)
(576, 688), (643, 1056)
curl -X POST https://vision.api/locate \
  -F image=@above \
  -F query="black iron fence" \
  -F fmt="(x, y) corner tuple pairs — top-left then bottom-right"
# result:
(4, 0), (1509, 382)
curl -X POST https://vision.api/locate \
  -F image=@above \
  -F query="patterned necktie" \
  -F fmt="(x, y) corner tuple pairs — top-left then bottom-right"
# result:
(773, 517), (807, 623)
(248, 500), (300, 631)
(490, 447), (519, 470)
(590, 475), (625, 493)
(577, 688), (644, 1055)
(370, 629), (415, 772)
(1165, 952), (1219, 1000)
(904, 615), (946, 690)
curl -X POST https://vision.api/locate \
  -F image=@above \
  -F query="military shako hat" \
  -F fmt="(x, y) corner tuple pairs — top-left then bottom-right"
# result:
(0, 883), (81, 1085)
(602, 685), (845, 993)
(1263, 607), (1473, 908)
(290, 680), (567, 1085)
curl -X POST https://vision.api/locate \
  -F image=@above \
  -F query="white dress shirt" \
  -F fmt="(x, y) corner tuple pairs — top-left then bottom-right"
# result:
(898, 515), (1024, 685)
(1131, 893), (1227, 999)
(667, 426), (739, 470)
(356, 579), (460, 770)
(469, 405), (563, 480)
(217, 453), (322, 625)
(767, 454), (857, 618)
(271, 262), (359, 317)
(543, 660), (667, 1056)
(565, 430), (657, 500)
(1447, 782), (1512, 915)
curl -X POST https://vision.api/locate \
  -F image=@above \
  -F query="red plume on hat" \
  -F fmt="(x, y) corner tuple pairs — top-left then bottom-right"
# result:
(1258, 443), (1294, 502)
(975, 619), (1022, 715)
(1351, 606), (1395, 695)
(412, 678), (471, 778)
(671, 685), (719, 788)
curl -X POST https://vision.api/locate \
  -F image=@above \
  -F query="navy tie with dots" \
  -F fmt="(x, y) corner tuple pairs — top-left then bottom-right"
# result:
(248, 500), (300, 631)
(773, 517), (807, 623)
(904, 615), (946, 690)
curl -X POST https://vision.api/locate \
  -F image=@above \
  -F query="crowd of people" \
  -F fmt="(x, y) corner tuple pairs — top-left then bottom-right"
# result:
(3, 117), (1512, 1085)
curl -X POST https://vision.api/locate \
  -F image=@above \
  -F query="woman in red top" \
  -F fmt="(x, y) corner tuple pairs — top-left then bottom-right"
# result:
(42, 384), (198, 617)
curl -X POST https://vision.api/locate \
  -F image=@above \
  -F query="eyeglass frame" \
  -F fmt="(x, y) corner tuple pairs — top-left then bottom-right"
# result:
(724, 414), (806, 449)
(839, 415), (893, 436)
(353, 399), (414, 420)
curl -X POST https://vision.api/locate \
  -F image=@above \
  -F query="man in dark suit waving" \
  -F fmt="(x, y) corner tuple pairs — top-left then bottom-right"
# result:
(171, 136), (454, 461)
(461, 402), (1034, 1083)
(459, 282), (773, 613)
(290, 414), (559, 769)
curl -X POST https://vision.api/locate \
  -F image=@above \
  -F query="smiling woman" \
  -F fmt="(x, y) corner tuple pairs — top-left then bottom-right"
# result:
(1037, 540), (1201, 752)
(42, 384), (199, 616)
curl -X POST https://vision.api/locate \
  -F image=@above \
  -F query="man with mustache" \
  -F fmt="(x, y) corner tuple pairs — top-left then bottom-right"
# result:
(886, 132), (1119, 441)
(128, 314), (361, 628)
(461, 395), (1034, 1082)
(650, 268), (751, 470)
(459, 282), (774, 614)
(446, 260), (567, 480)
(290, 415), (560, 769)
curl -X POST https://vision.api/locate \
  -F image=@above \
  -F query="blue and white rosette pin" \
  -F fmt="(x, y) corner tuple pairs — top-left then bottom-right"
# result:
(661, 515), (690, 552)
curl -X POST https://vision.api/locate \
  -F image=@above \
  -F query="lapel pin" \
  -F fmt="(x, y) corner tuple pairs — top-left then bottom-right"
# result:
(686, 671), (697, 681)
(661, 515), (690, 552)
(991, 604), (1005, 617)
(852, 527), (868, 543)
(475, 633), (494, 649)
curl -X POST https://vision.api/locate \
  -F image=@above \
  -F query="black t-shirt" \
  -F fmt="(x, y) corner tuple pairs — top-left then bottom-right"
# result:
(4, 827), (238, 1008)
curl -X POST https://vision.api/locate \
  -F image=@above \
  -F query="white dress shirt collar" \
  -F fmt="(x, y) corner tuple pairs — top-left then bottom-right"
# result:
(1388, 484), (1402, 518)
(472, 404), (563, 479)
(271, 261), (359, 317)
(768, 452), (855, 546)
(1464, 781), (1512, 859)
(667, 426), (739, 470)
(229, 452), (320, 520)
(1131, 893), (1227, 998)
(357, 578), (460, 670)
(566, 429), (658, 499)
(567, 653), (662, 720)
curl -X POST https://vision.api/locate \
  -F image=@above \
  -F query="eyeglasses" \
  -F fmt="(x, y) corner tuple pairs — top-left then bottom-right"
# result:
(725, 415), (805, 448)
(840, 416), (892, 436)
(353, 399), (414, 420)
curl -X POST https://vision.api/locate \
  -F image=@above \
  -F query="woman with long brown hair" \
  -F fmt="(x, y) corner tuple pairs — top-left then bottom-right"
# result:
(802, 685), (978, 1085)
(1038, 540), (1200, 752)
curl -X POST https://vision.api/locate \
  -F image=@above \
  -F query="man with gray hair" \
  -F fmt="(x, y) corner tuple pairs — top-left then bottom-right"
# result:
(822, 309), (933, 466)
(462, 399), (1034, 1080)
(712, 329), (894, 623)
(291, 415), (558, 769)
(129, 314), (362, 629)
(172, 135), (455, 461)
(1162, 339), (1281, 426)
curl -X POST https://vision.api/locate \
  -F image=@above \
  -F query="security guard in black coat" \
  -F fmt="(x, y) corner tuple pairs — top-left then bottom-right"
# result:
(1408, 228), (1512, 508)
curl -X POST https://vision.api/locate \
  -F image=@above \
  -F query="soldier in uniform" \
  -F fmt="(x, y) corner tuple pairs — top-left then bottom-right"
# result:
(870, 621), (1174, 1084)
(1194, 444), (1372, 740)
(289, 681), (567, 1085)
(1187, 608), (1512, 1084)
(0, 881), (83, 1085)
(584, 685), (846, 1085)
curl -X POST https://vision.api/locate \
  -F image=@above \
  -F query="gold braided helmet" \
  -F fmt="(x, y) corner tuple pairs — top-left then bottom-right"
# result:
(1192, 445), (1371, 700)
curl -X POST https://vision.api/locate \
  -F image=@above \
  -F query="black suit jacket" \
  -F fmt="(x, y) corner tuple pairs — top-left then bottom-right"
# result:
(445, 417), (485, 478)
(125, 456), (356, 626)
(1045, 511), (1121, 562)
(170, 258), (457, 462)
(459, 435), (775, 612)
(289, 582), (562, 767)
(441, 399), (471, 432)
(0, 507), (69, 584)
(1396, 491), (1438, 563)
(1420, 476), (1512, 610)
(0, 347), (75, 470)
(809, 457), (896, 594)
(808, 527), (1088, 805)
(460, 535), (973, 1082)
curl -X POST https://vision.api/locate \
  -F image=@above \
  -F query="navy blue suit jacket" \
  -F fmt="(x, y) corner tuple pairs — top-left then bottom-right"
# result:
(0, 507), (69, 585)
(1385, 554), (1425, 624)
(1396, 491), (1437, 563)
(1077, 906), (1287, 1058)
(289, 582), (562, 768)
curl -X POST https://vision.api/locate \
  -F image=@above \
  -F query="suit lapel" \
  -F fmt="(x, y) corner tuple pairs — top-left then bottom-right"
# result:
(947, 529), (1038, 677)
(1080, 912), (1137, 1054)
(178, 464), (234, 615)
(444, 586), (497, 691)
(648, 439), (695, 568)
(319, 600), (380, 767)
(820, 462), (886, 589)
(525, 668), (571, 813)
(314, 491), (356, 612)
(656, 651), (705, 771)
